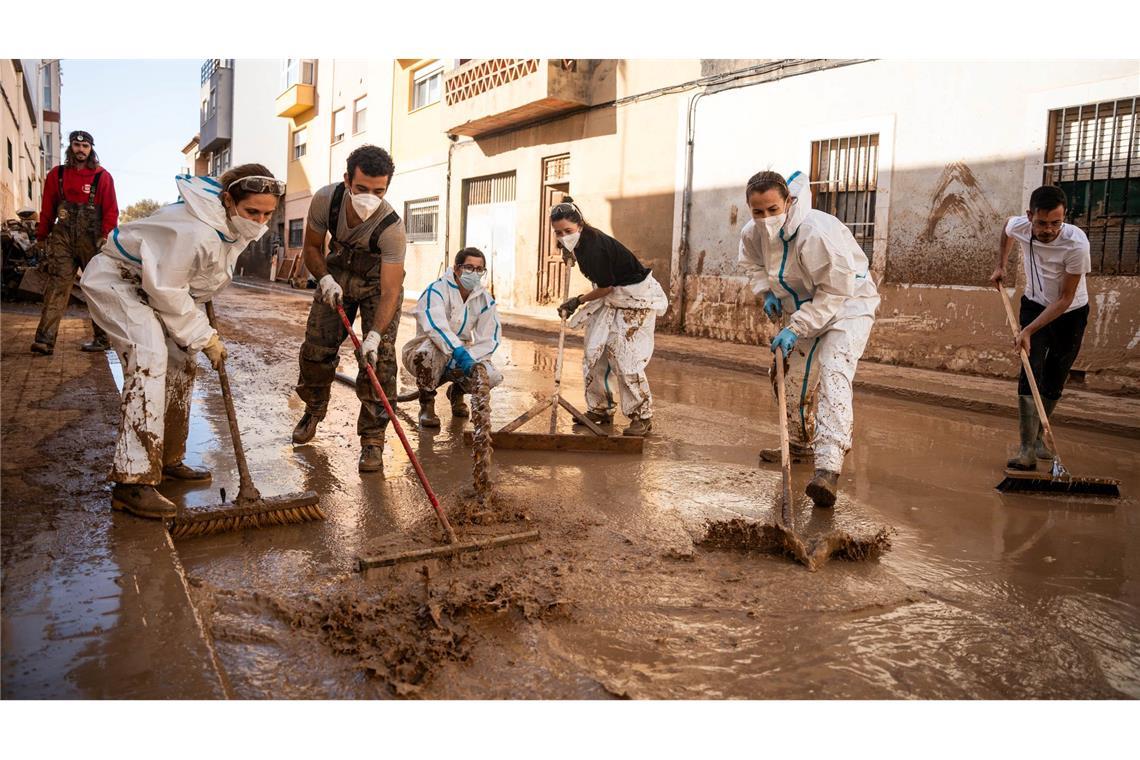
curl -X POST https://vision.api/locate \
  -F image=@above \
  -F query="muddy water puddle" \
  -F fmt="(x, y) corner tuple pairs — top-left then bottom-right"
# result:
(167, 289), (1139, 698)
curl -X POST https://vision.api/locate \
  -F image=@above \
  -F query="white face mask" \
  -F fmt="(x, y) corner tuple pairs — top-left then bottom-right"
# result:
(560, 231), (581, 252)
(458, 271), (483, 291)
(350, 190), (382, 220)
(229, 213), (268, 241)
(762, 213), (786, 238)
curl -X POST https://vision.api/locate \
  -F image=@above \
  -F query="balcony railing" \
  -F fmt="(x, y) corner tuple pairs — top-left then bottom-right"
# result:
(443, 59), (590, 137)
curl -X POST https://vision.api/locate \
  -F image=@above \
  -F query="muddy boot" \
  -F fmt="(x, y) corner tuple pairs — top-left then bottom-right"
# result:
(623, 416), (652, 437)
(1006, 395), (1038, 471)
(162, 462), (212, 482)
(291, 411), (323, 444)
(1035, 396), (1059, 460)
(81, 336), (111, 352)
(759, 441), (814, 465)
(805, 469), (840, 509)
(448, 383), (469, 419)
(111, 483), (178, 520)
(30, 341), (53, 355)
(574, 409), (613, 427)
(418, 389), (440, 429)
(358, 441), (384, 473)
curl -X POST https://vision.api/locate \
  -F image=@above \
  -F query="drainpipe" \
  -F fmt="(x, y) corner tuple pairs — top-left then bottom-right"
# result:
(442, 135), (458, 278)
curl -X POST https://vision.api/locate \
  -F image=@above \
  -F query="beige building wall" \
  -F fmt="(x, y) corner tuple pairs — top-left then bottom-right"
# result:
(1, 60), (46, 222)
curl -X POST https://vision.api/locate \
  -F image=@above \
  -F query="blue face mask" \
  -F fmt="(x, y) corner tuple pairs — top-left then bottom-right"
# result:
(459, 271), (483, 291)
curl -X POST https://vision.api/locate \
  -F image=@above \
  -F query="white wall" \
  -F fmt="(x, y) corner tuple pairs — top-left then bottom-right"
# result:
(232, 59), (287, 178)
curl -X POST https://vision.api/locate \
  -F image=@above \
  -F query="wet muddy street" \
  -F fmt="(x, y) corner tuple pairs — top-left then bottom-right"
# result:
(113, 287), (1140, 698)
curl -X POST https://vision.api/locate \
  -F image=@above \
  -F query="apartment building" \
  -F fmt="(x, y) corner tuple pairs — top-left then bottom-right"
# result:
(1, 59), (55, 222)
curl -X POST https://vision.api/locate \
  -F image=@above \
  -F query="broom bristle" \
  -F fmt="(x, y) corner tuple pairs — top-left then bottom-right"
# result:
(168, 495), (325, 540)
(996, 474), (1121, 497)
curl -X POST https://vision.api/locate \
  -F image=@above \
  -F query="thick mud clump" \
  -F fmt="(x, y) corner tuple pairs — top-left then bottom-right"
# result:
(447, 485), (531, 526)
(698, 518), (893, 571)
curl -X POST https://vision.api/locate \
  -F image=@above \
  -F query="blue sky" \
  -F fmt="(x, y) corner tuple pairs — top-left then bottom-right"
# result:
(60, 59), (200, 208)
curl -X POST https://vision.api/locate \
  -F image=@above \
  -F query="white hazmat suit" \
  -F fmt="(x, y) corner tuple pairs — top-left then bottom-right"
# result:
(738, 171), (880, 473)
(80, 175), (261, 485)
(401, 268), (504, 390)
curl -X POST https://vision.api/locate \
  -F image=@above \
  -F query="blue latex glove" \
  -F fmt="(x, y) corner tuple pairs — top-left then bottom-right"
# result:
(763, 291), (782, 320)
(770, 327), (798, 357)
(451, 345), (476, 376)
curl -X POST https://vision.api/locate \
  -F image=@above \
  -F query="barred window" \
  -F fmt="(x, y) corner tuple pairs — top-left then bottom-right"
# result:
(1044, 96), (1139, 275)
(288, 218), (304, 248)
(809, 133), (879, 260)
(405, 198), (439, 243)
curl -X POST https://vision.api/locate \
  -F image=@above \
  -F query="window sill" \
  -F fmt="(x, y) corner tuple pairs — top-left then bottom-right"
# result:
(407, 101), (440, 115)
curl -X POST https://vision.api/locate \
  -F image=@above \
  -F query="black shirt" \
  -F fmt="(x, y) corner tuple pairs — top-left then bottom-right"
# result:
(568, 227), (650, 288)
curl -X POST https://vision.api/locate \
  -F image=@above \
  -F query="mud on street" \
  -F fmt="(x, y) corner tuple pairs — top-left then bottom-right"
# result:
(4, 286), (1139, 699)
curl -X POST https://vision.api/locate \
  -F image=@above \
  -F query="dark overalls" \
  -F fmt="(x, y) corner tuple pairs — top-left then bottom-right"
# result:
(34, 167), (108, 348)
(295, 185), (402, 445)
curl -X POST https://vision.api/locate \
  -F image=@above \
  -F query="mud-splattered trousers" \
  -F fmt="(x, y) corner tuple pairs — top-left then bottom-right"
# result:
(776, 314), (874, 474)
(295, 268), (400, 445)
(401, 334), (504, 394)
(570, 273), (669, 421)
(34, 188), (107, 347)
(80, 256), (196, 485)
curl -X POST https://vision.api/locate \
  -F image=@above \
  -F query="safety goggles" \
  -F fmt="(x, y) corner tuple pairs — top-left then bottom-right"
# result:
(227, 175), (286, 196)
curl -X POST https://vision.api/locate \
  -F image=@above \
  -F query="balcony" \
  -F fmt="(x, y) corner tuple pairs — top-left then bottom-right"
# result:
(443, 59), (593, 137)
(276, 83), (316, 118)
(199, 64), (233, 153)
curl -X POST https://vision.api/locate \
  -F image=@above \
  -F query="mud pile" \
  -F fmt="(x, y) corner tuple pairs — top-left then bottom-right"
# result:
(698, 517), (893, 571)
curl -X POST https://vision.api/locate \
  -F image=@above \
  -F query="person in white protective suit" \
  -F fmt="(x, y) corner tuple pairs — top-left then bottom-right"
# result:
(738, 170), (881, 508)
(401, 247), (503, 429)
(550, 198), (669, 437)
(79, 165), (284, 519)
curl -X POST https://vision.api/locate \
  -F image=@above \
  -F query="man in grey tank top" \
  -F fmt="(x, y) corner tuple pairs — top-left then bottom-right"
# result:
(291, 146), (408, 474)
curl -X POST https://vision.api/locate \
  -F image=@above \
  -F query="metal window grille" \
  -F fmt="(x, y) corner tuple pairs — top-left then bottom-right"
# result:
(288, 219), (304, 248)
(809, 133), (879, 259)
(544, 154), (570, 183)
(464, 172), (517, 206)
(405, 198), (439, 243)
(1044, 96), (1139, 275)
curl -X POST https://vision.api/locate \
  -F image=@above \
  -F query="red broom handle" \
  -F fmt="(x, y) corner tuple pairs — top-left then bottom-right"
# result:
(336, 304), (457, 543)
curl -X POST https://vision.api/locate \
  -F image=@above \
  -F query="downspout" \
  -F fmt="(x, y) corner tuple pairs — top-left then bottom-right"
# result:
(442, 135), (458, 278)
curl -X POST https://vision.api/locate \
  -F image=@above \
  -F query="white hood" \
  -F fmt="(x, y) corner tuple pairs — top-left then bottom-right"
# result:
(176, 175), (238, 243)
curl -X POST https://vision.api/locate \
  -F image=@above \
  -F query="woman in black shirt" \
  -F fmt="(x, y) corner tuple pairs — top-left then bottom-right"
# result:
(551, 199), (668, 437)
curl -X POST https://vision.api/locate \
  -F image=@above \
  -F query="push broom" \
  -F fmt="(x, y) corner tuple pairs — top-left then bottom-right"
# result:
(995, 287), (1120, 497)
(166, 302), (325, 539)
(334, 304), (538, 570)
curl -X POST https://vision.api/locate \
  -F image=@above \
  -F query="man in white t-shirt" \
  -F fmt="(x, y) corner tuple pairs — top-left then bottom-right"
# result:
(990, 185), (1091, 471)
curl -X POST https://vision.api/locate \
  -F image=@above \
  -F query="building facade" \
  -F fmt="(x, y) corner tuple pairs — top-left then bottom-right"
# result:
(1, 59), (54, 223)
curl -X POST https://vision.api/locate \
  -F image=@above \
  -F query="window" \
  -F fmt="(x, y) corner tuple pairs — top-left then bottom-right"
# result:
(809, 133), (879, 259)
(201, 99), (208, 124)
(208, 86), (217, 118)
(1045, 97), (1139, 275)
(292, 128), (307, 161)
(412, 65), (443, 111)
(282, 58), (316, 91)
(332, 108), (347, 144)
(28, 178), (33, 200)
(405, 198), (439, 243)
(43, 80), (52, 110)
(353, 95), (368, 134)
(6, 139), (12, 171)
(288, 219), (304, 248)
(209, 147), (231, 177)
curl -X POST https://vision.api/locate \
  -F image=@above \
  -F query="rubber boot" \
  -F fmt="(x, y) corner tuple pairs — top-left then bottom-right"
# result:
(81, 336), (111, 352)
(419, 389), (440, 429)
(448, 383), (469, 418)
(358, 441), (384, 473)
(759, 441), (814, 465)
(291, 411), (323, 444)
(574, 409), (613, 427)
(111, 483), (178, 519)
(162, 462), (212, 482)
(1035, 396), (1059, 460)
(805, 469), (840, 509)
(30, 341), (53, 355)
(1006, 395), (1038, 471)
(623, 416), (652, 437)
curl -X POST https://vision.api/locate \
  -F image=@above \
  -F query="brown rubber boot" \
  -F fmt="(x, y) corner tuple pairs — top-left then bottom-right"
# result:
(162, 462), (212, 482)
(419, 389), (440, 429)
(448, 383), (469, 418)
(111, 483), (178, 519)
(358, 442), (384, 473)
(30, 341), (53, 355)
(574, 409), (613, 427)
(623, 416), (652, 437)
(805, 469), (840, 509)
(1035, 396), (1059, 460)
(291, 411), (323, 444)
(1006, 396), (1038, 471)
(759, 441), (814, 465)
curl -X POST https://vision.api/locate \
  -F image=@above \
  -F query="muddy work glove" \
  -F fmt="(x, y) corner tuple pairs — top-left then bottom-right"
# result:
(316, 274), (343, 308)
(451, 345), (476, 376)
(770, 327), (797, 358)
(763, 291), (782, 320)
(558, 295), (582, 319)
(360, 330), (392, 368)
(202, 333), (228, 370)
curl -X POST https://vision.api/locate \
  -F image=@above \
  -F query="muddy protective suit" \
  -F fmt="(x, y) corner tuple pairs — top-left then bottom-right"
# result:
(34, 167), (108, 347)
(400, 268), (503, 392)
(568, 272), (668, 421)
(738, 171), (881, 473)
(80, 176), (259, 484)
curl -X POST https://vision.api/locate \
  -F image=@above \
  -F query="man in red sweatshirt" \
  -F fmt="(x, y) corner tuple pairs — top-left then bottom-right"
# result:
(31, 130), (119, 355)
